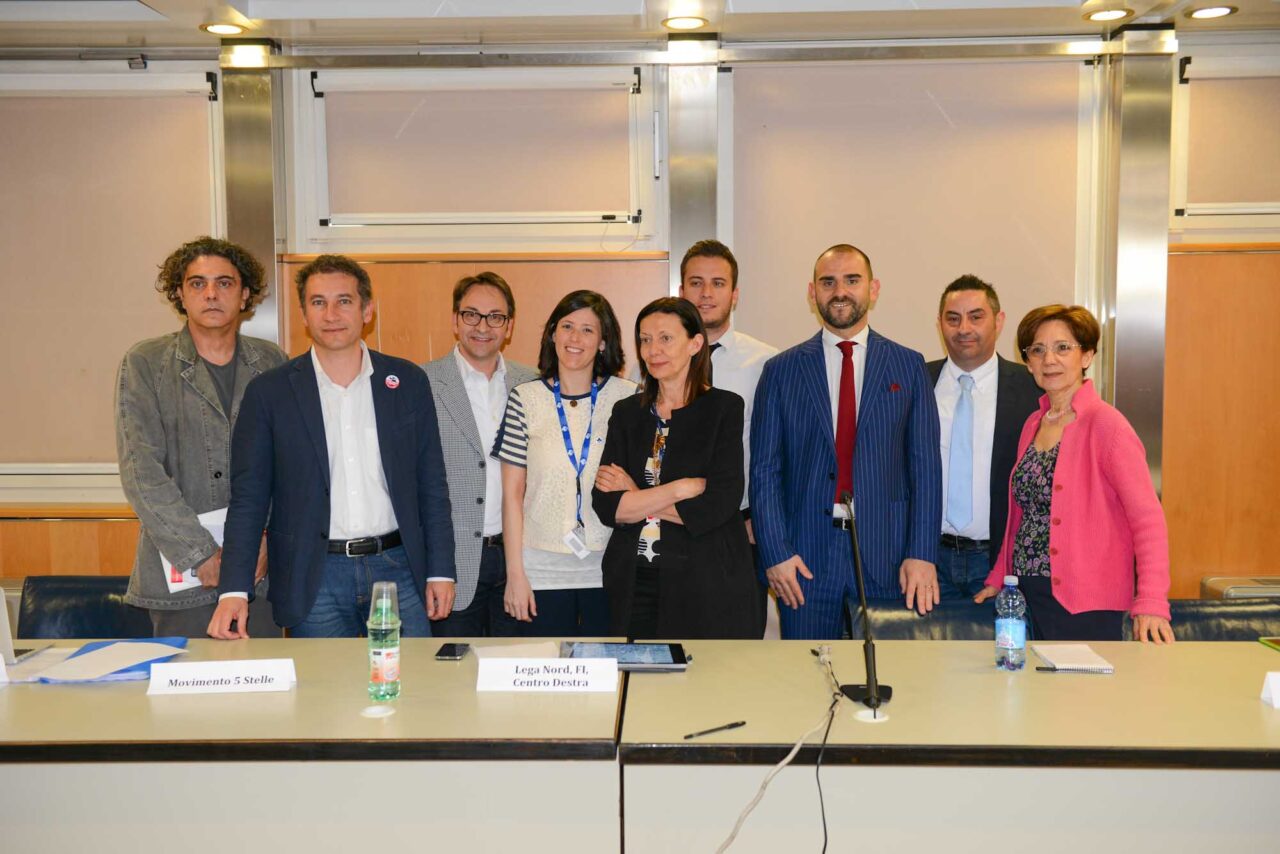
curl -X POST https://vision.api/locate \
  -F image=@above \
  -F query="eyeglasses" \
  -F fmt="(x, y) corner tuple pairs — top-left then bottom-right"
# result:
(458, 309), (509, 328)
(1023, 341), (1083, 361)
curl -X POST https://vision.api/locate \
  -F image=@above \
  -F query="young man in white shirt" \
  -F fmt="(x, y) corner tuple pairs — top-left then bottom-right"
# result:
(422, 273), (537, 637)
(209, 255), (455, 638)
(678, 240), (779, 632)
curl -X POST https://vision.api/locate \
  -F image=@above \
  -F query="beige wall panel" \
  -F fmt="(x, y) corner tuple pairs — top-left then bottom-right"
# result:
(282, 257), (668, 374)
(1164, 247), (1279, 597)
(0, 96), (214, 463)
(325, 90), (632, 214)
(731, 62), (1079, 359)
(1187, 78), (1280, 205)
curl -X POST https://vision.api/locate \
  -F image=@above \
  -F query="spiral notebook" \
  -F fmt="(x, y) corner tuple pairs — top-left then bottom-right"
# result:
(1031, 643), (1115, 674)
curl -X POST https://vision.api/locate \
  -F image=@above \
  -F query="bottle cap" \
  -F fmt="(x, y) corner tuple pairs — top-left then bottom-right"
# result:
(1003, 575), (1018, 587)
(369, 580), (400, 624)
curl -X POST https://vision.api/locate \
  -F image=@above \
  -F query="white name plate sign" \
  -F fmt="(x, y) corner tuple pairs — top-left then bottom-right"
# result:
(1262, 672), (1280, 709)
(148, 659), (297, 695)
(477, 657), (617, 693)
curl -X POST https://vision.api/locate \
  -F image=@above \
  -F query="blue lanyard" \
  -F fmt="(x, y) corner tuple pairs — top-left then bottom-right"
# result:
(552, 377), (598, 527)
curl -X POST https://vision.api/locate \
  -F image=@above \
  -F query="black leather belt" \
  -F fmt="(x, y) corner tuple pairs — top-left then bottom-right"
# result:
(940, 533), (989, 551)
(832, 517), (853, 531)
(483, 533), (504, 548)
(327, 530), (402, 557)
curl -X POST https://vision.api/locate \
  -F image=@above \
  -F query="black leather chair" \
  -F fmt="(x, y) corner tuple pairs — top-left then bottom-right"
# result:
(855, 600), (994, 640)
(1169, 598), (1280, 641)
(17, 576), (152, 639)
(849, 597), (1280, 642)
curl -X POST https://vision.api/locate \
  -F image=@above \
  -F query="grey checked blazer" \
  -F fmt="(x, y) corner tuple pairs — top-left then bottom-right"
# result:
(422, 352), (538, 610)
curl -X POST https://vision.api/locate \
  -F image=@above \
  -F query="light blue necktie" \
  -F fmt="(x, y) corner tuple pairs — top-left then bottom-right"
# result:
(946, 373), (975, 531)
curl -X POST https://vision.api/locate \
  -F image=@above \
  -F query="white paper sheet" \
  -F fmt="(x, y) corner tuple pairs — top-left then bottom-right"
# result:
(159, 507), (227, 593)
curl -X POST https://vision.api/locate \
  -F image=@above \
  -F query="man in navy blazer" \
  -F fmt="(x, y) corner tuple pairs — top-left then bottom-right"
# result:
(928, 275), (1041, 598)
(751, 244), (942, 640)
(209, 255), (455, 638)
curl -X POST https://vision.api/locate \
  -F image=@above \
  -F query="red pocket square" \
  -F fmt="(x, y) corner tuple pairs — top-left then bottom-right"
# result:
(889, 383), (902, 392)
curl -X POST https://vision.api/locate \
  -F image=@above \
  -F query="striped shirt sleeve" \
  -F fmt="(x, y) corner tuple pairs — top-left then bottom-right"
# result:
(493, 385), (529, 468)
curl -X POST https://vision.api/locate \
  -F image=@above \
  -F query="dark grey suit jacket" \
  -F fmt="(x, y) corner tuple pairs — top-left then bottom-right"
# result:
(422, 352), (537, 610)
(927, 354), (1041, 566)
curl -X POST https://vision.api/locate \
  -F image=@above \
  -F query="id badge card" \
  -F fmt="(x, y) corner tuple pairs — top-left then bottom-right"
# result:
(563, 525), (590, 560)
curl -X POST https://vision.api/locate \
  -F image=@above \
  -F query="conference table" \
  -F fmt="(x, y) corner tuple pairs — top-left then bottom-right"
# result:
(620, 640), (1280, 853)
(0, 638), (622, 853)
(2, 638), (1278, 853)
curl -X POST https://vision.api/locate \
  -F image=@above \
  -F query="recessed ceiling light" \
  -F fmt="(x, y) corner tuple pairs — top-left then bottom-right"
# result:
(1186, 5), (1237, 18)
(662, 16), (708, 31)
(1085, 8), (1133, 21)
(202, 23), (245, 36)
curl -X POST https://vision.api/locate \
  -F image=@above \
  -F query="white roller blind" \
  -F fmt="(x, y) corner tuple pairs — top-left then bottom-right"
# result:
(731, 61), (1081, 360)
(0, 93), (215, 462)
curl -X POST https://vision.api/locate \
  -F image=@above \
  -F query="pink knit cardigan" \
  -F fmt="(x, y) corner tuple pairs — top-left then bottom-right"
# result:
(985, 380), (1171, 620)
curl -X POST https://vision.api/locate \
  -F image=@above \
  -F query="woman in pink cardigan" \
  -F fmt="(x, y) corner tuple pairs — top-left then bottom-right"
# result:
(973, 305), (1174, 643)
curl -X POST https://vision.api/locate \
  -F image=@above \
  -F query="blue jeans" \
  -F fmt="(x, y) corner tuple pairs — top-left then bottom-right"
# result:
(935, 542), (994, 600)
(291, 545), (431, 638)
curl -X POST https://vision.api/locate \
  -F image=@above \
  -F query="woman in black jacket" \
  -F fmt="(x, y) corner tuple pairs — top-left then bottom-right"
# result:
(592, 297), (762, 640)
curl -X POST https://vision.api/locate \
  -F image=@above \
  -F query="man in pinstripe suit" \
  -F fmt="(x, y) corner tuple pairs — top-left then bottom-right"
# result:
(751, 245), (942, 639)
(423, 273), (537, 637)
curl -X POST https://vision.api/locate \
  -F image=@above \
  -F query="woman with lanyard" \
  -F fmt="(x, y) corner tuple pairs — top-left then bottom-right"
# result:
(493, 290), (635, 636)
(593, 298), (761, 640)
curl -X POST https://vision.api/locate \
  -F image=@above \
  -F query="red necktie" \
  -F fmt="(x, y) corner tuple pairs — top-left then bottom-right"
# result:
(834, 340), (857, 502)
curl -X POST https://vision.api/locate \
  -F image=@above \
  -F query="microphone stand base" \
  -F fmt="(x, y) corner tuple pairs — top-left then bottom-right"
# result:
(840, 683), (893, 707)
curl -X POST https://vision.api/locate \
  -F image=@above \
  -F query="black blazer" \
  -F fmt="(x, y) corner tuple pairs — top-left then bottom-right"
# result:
(927, 354), (1041, 566)
(220, 350), (455, 628)
(593, 388), (761, 639)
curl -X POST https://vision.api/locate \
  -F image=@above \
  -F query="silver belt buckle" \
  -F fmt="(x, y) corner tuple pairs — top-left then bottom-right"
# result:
(344, 538), (360, 557)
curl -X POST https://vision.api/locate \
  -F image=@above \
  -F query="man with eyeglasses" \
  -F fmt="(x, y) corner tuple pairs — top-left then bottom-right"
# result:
(926, 275), (1040, 597)
(116, 236), (286, 637)
(422, 273), (537, 636)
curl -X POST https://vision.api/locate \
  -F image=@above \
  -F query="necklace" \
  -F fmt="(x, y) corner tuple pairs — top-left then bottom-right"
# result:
(568, 399), (578, 408)
(1043, 408), (1070, 423)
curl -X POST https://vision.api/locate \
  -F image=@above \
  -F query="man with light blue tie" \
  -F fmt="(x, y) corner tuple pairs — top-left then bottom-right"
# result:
(751, 244), (942, 640)
(927, 275), (1041, 598)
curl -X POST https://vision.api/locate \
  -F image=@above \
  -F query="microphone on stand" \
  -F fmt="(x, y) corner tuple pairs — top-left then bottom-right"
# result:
(838, 491), (892, 712)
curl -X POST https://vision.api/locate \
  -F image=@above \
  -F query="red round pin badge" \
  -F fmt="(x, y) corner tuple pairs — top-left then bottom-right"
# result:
(385, 375), (400, 389)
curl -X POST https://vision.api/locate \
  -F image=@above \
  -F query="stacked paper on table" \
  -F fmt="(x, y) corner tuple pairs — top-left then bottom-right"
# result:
(36, 638), (188, 683)
(1031, 643), (1115, 674)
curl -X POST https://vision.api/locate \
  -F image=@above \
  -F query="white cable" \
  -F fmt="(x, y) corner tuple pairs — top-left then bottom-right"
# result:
(714, 653), (846, 854)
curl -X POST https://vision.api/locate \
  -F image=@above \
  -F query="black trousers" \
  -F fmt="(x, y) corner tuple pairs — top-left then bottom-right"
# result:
(1020, 575), (1126, 641)
(430, 542), (521, 637)
(628, 563), (660, 641)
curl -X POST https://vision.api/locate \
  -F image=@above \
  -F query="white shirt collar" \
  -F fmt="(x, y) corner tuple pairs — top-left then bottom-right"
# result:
(711, 321), (737, 353)
(452, 345), (506, 384)
(942, 351), (998, 383)
(310, 342), (373, 390)
(821, 324), (870, 351)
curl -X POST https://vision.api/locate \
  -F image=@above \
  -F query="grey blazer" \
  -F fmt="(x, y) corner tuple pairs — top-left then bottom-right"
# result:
(116, 326), (286, 610)
(422, 351), (537, 610)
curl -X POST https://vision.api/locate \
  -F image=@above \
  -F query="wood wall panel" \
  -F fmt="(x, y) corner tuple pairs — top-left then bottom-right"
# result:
(1164, 246), (1280, 597)
(0, 520), (138, 577)
(280, 255), (670, 374)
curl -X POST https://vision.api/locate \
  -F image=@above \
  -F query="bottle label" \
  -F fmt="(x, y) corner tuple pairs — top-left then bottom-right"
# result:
(995, 618), (1025, 650)
(370, 647), (400, 683)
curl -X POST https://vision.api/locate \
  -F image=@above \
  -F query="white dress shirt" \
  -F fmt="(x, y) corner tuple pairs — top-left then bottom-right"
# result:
(454, 346), (507, 536)
(822, 325), (869, 519)
(710, 323), (779, 511)
(935, 353), (999, 540)
(313, 344), (398, 540)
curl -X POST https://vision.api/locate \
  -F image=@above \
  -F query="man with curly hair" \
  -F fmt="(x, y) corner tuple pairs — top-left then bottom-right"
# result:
(116, 236), (286, 637)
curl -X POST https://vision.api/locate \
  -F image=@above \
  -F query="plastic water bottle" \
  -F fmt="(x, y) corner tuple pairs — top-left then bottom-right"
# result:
(994, 575), (1027, 671)
(368, 581), (402, 700)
